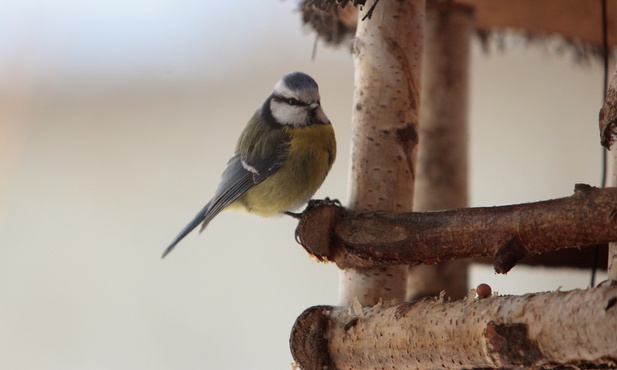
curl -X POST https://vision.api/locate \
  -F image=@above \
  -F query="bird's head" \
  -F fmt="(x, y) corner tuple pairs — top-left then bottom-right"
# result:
(268, 72), (330, 127)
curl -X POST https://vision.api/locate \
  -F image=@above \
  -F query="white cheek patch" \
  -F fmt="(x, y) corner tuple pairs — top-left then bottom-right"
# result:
(270, 100), (308, 127)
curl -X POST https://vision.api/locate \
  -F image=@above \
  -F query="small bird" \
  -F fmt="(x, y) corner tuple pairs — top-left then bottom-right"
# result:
(162, 72), (336, 258)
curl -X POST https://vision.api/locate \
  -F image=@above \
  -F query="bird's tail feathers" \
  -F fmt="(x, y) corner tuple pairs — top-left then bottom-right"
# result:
(161, 201), (213, 258)
(198, 200), (228, 233)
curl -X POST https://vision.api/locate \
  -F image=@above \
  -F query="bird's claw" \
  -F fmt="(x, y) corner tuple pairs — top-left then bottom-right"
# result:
(307, 197), (341, 209)
(284, 211), (302, 219)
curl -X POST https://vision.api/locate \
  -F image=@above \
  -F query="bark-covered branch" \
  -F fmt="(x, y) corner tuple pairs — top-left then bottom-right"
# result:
(297, 184), (617, 272)
(290, 284), (617, 370)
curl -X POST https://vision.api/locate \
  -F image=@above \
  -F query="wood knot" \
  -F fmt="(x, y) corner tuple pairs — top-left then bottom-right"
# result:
(485, 322), (541, 366)
(494, 234), (527, 274)
(573, 183), (594, 194)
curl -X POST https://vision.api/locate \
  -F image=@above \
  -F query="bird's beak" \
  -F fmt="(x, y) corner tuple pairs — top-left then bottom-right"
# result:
(312, 105), (329, 125)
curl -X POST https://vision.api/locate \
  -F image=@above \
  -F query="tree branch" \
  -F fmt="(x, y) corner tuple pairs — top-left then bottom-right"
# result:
(297, 184), (617, 272)
(290, 284), (617, 370)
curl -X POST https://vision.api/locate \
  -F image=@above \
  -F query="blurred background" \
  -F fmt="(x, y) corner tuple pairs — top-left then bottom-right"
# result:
(0, 1), (610, 369)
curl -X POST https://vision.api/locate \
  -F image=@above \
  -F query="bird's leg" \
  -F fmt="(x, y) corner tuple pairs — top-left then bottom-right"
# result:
(287, 197), (342, 245)
(284, 211), (302, 219)
(284, 198), (341, 219)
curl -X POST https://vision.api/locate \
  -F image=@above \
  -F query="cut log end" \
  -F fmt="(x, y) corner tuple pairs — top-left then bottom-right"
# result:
(295, 200), (345, 262)
(289, 305), (334, 370)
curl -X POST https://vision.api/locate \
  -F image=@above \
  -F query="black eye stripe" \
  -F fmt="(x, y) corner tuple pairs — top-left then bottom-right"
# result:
(273, 95), (308, 107)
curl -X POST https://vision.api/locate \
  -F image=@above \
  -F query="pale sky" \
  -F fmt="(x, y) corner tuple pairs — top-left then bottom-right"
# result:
(0, 1), (309, 84)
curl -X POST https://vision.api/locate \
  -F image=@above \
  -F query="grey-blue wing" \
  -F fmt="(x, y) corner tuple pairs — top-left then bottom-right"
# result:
(198, 154), (256, 231)
(161, 152), (283, 258)
(162, 115), (291, 258)
(202, 144), (290, 229)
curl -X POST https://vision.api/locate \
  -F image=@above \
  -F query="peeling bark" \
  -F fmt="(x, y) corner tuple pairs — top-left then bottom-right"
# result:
(290, 285), (617, 370)
(296, 184), (617, 272)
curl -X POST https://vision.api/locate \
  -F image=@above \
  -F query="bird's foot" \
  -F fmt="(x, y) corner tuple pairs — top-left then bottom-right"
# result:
(307, 197), (341, 209)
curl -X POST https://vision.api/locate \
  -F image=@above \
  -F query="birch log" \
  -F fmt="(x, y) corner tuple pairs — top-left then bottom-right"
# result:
(290, 285), (617, 369)
(408, 1), (473, 300)
(600, 60), (617, 281)
(340, 0), (424, 306)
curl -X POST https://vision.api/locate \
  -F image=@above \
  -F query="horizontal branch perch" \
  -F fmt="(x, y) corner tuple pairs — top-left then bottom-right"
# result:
(297, 184), (617, 272)
(290, 284), (617, 370)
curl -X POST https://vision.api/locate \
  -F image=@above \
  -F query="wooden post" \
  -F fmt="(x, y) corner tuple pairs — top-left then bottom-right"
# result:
(610, 60), (617, 281)
(407, 1), (473, 300)
(600, 60), (617, 281)
(339, 0), (425, 306)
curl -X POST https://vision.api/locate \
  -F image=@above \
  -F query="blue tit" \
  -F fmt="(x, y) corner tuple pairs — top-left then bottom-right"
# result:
(162, 72), (336, 258)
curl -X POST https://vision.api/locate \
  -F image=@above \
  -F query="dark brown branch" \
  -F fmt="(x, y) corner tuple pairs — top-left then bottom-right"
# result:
(297, 184), (617, 272)
(290, 285), (617, 370)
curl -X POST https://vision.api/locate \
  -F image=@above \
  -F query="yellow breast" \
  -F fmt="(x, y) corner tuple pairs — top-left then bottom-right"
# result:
(236, 123), (336, 216)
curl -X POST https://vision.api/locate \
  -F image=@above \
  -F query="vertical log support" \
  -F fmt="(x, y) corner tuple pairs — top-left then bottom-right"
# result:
(601, 60), (617, 281)
(340, 0), (425, 306)
(610, 239), (617, 281)
(611, 102), (617, 283)
(407, 1), (473, 300)
(611, 163), (617, 280)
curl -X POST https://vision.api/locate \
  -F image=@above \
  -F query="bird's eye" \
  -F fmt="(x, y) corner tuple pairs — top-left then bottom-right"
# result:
(287, 98), (300, 106)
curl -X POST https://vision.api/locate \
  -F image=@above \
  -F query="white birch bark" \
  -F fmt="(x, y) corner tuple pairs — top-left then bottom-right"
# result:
(291, 286), (617, 369)
(600, 60), (617, 281)
(340, 0), (425, 307)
